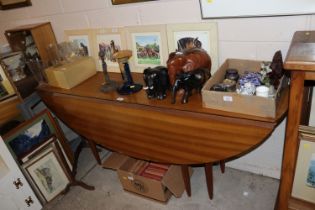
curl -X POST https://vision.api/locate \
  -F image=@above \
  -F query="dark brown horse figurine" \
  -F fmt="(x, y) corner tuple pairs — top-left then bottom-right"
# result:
(167, 48), (212, 86)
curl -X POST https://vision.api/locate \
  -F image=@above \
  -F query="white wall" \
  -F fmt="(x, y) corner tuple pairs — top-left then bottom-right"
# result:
(0, 0), (314, 178)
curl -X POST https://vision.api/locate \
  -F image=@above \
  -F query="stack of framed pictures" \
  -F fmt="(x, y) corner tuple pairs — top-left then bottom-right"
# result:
(3, 109), (73, 204)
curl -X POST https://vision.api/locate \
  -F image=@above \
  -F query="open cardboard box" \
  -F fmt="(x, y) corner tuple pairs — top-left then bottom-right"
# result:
(102, 152), (192, 202)
(202, 59), (288, 118)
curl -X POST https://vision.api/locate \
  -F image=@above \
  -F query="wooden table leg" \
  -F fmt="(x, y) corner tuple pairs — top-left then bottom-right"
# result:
(205, 162), (213, 200)
(181, 165), (191, 197)
(87, 140), (101, 165)
(220, 161), (225, 173)
(276, 71), (305, 210)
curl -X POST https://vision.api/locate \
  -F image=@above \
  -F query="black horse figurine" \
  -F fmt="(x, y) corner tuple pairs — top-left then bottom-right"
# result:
(171, 68), (210, 104)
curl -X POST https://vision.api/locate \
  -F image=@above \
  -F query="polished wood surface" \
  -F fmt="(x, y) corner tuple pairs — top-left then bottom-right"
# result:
(276, 31), (315, 210)
(37, 72), (288, 165)
(0, 96), (20, 126)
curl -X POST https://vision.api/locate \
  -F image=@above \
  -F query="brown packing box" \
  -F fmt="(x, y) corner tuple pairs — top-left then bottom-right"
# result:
(45, 56), (97, 89)
(202, 59), (288, 118)
(102, 152), (192, 202)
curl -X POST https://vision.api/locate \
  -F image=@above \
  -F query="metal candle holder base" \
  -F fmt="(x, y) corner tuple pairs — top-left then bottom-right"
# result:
(100, 80), (119, 93)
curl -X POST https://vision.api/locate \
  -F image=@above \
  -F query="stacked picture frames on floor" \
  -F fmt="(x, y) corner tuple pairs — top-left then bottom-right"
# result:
(3, 109), (94, 205)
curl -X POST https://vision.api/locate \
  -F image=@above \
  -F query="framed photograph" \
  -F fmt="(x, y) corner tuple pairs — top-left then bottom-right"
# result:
(166, 22), (219, 73)
(3, 109), (73, 167)
(94, 28), (126, 72)
(22, 144), (70, 203)
(125, 25), (168, 72)
(292, 130), (315, 204)
(65, 29), (94, 57)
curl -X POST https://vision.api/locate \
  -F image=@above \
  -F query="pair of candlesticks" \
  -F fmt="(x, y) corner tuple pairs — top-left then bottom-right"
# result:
(99, 50), (142, 95)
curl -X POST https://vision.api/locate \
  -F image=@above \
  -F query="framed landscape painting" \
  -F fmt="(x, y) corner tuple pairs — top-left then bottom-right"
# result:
(3, 109), (73, 166)
(22, 145), (70, 203)
(125, 25), (168, 72)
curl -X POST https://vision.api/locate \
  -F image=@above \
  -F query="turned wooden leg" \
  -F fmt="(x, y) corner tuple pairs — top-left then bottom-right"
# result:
(205, 163), (213, 200)
(181, 165), (191, 197)
(220, 161), (225, 173)
(87, 140), (101, 165)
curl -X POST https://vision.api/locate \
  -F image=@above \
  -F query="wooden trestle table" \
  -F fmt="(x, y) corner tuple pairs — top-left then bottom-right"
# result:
(37, 72), (288, 199)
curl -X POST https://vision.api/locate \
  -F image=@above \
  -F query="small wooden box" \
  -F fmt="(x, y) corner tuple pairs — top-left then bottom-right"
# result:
(45, 57), (97, 89)
(202, 59), (287, 118)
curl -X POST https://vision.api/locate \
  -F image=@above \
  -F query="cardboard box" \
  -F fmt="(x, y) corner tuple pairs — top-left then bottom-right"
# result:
(45, 56), (97, 89)
(102, 153), (191, 202)
(202, 59), (288, 118)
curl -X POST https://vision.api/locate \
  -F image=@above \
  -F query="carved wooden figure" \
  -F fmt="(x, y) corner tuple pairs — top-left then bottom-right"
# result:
(167, 48), (212, 86)
(171, 68), (210, 104)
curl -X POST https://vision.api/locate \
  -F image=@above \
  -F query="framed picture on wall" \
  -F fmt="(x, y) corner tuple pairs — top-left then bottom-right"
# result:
(291, 126), (315, 204)
(65, 29), (94, 57)
(21, 142), (70, 204)
(94, 28), (126, 72)
(125, 25), (168, 72)
(166, 22), (219, 73)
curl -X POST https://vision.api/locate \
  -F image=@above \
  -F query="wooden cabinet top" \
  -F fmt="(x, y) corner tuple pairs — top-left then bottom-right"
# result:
(285, 31), (315, 71)
(5, 22), (52, 33)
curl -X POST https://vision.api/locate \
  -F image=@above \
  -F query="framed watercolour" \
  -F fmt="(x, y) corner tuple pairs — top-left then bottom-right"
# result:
(292, 129), (315, 204)
(65, 29), (94, 57)
(125, 25), (168, 72)
(22, 143), (70, 203)
(3, 109), (74, 166)
(166, 22), (219, 73)
(94, 28), (126, 72)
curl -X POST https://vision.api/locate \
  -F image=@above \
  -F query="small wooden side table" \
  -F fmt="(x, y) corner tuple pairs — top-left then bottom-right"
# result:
(276, 31), (315, 210)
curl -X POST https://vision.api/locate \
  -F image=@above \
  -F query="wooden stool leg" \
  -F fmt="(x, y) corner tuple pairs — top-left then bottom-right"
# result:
(220, 161), (225, 173)
(87, 140), (101, 165)
(181, 165), (191, 197)
(205, 163), (213, 200)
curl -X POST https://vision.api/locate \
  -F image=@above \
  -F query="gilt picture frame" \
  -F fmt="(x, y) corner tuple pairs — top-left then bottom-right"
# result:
(166, 22), (219, 73)
(93, 28), (126, 72)
(125, 25), (168, 72)
(22, 143), (70, 203)
(0, 0), (31, 10)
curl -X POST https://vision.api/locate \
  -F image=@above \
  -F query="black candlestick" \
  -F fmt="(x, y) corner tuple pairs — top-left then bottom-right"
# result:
(99, 50), (118, 92)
